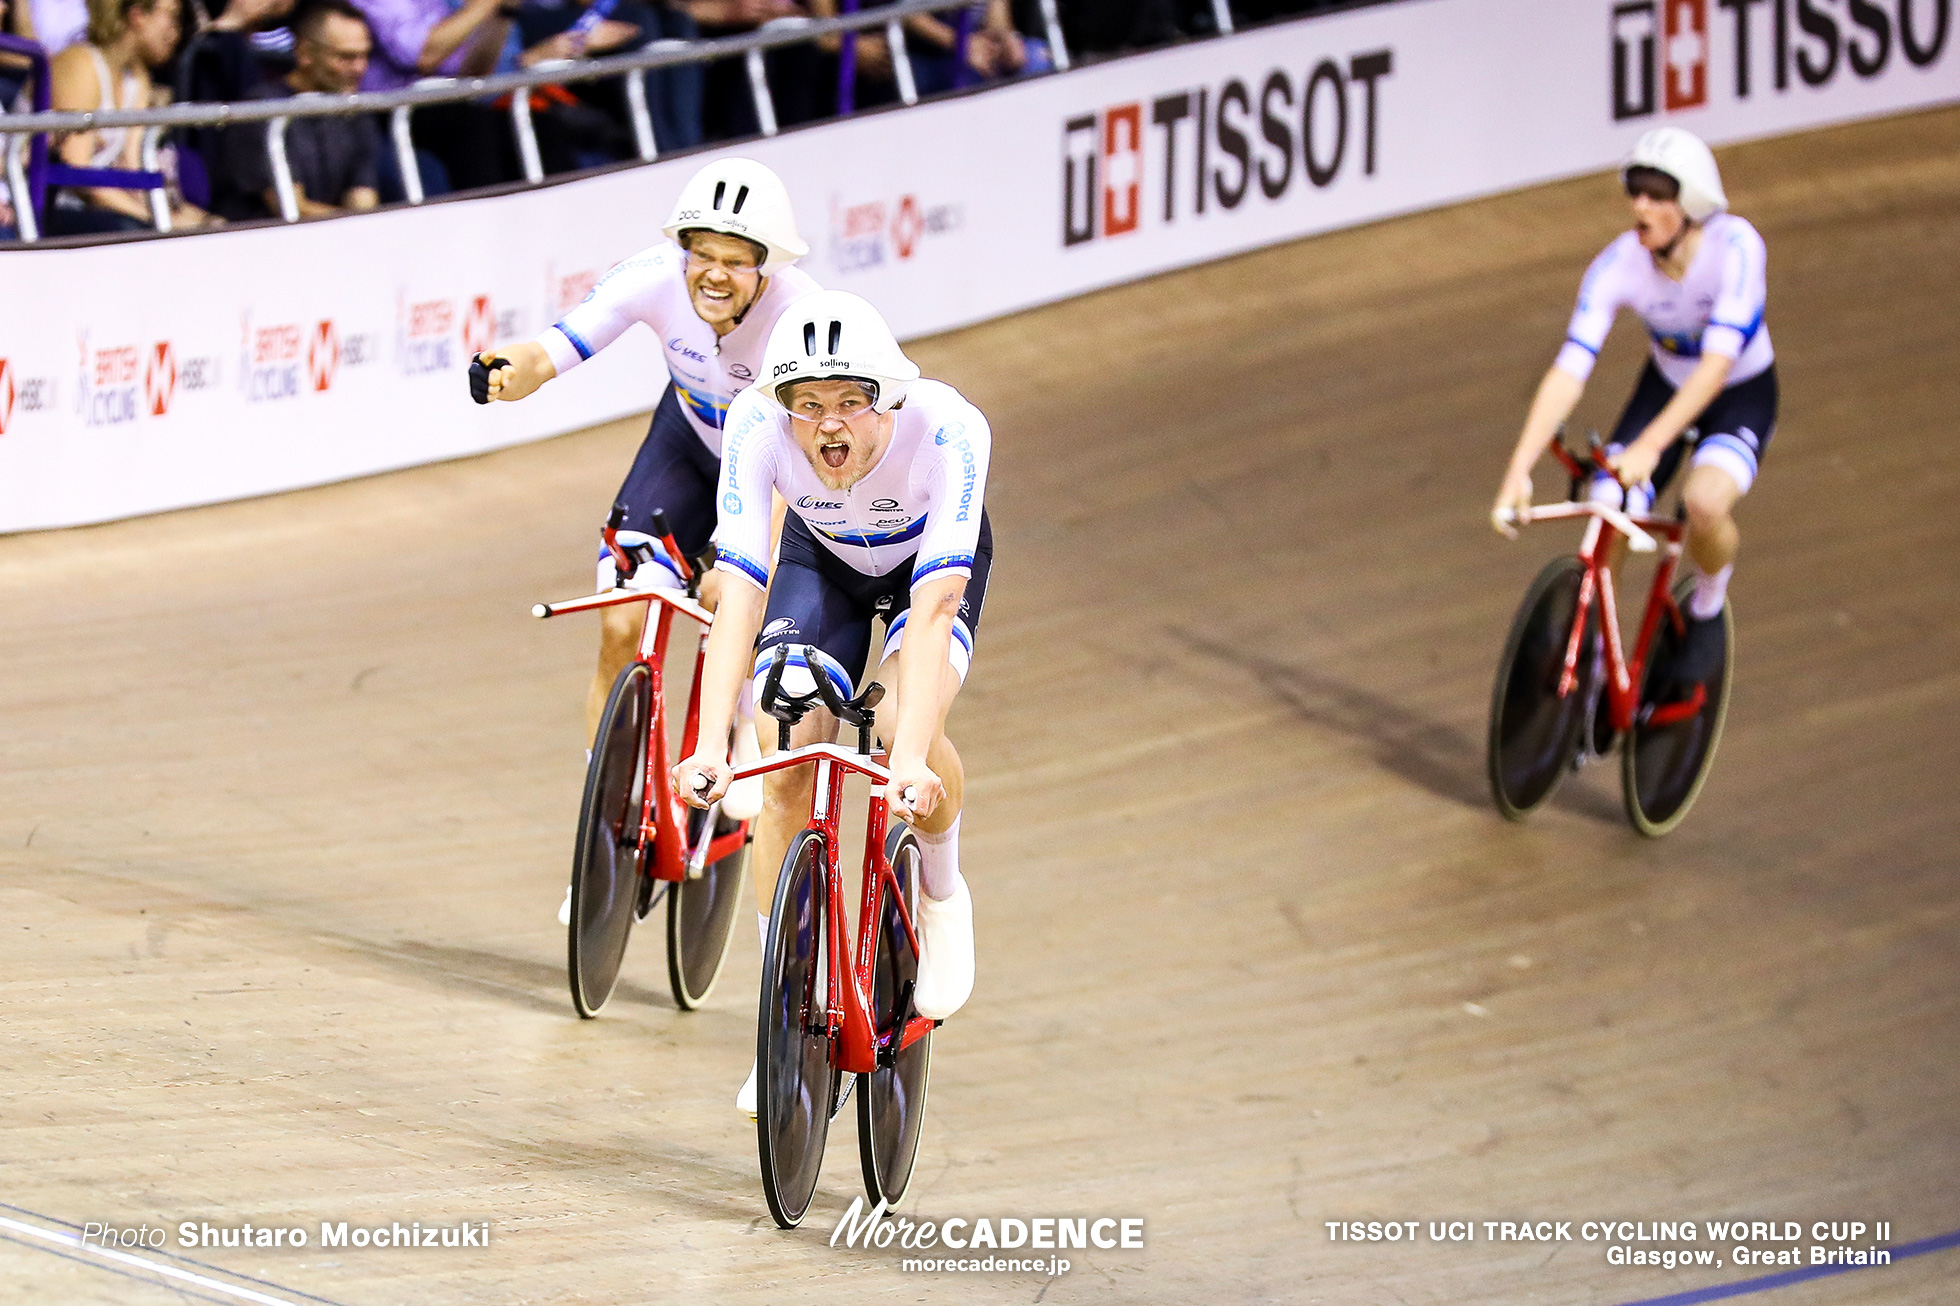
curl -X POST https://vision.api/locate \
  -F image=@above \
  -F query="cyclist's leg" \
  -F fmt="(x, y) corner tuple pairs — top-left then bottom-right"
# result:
(870, 519), (992, 1020)
(1680, 364), (1776, 587)
(585, 386), (723, 741)
(1667, 365), (1777, 684)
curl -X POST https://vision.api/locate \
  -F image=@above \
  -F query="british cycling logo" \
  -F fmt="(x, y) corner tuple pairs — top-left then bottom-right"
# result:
(75, 335), (142, 427)
(1611, 0), (1952, 120)
(396, 295), (455, 377)
(1062, 47), (1392, 247)
(828, 192), (963, 274)
(830, 1196), (1144, 1273)
(239, 319), (305, 403)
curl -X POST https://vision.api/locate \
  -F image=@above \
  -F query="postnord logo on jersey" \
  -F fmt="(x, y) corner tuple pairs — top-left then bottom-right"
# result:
(1612, 0), (1953, 121)
(1063, 48), (1393, 247)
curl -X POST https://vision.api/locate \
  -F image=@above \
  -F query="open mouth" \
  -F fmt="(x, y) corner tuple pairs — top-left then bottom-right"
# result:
(819, 439), (851, 469)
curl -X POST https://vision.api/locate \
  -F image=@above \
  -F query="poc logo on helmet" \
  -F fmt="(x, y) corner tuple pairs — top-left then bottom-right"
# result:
(772, 361), (798, 378)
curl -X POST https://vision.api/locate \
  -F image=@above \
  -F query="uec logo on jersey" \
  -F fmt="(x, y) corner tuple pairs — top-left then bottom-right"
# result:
(1612, 0), (1953, 120)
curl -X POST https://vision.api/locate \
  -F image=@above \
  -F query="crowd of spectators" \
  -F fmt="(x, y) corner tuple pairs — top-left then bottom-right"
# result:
(1, 0), (1345, 237)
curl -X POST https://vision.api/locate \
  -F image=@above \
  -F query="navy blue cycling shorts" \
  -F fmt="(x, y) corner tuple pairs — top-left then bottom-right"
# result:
(750, 510), (994, 699)
(1610, 361), (1779, 496)
(610, 385), (721, 556)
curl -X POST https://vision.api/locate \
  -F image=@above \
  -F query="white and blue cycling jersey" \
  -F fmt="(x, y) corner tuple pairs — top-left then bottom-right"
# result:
(1555, 212), (1773, 390)
(712, 379), (991, 592)
(532, 241), (820, 454)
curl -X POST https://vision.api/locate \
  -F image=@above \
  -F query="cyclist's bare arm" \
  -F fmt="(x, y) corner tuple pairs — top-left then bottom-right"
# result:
(475, 341), (558, 403)
(1493, 364), (1587, 535)
(886, 574), (965, 822)
(1611, 351), (1735, 485)
(675, 575), (768, 804)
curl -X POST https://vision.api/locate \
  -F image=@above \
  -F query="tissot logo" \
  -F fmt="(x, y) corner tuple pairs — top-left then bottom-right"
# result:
(1063, 49), (1393, 246)
(1612, 0), (1952, 120)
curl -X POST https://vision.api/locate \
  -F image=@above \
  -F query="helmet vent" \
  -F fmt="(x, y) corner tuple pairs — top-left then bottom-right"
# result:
(712, 181), (727, 210)
(732, 185), (751, 214)
(827, 320), (843, 354)
(803, 322), (817, 356)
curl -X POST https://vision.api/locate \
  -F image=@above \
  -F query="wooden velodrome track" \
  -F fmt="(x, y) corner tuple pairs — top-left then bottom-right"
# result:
(4, 108), (1958, 1306)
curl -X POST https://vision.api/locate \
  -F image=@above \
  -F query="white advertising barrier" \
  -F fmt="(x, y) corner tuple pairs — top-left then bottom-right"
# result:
(1, 0), (1955, 531)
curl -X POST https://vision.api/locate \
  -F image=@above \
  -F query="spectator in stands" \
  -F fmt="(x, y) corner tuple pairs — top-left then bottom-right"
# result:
(810, 0), (1022, 99)
(350, 0), (512, 187)
(506, 0), (703, 153)
(217, 0), (379, 218)
(11, 0), (91, 55)
(48, 0), (221, 233)
(1055, 0), (1179, 53)
(679, 0), (824, 140)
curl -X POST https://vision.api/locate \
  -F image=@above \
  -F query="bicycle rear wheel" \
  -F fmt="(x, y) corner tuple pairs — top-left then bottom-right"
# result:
(568, 661), (651, 1018)
(757, 828), (835, 1229)
(1487, 556), (1598, 819)
(666, 807), (750, 1010)
(1622, 587), (1733, 837)
(858, 824), (933, 1211)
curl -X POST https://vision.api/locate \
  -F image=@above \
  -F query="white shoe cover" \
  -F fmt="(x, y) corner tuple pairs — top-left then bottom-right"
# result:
(723, 722), (764, 822)
(557, 886), (573, 927)
(912, 874), (974, 1021)
(736, 1061), (758, 1120)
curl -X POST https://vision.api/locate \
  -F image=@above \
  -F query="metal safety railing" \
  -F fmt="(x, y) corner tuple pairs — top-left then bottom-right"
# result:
(0, 0), (1071, 240)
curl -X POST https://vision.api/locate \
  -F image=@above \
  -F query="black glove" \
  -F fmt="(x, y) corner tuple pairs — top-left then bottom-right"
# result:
(468, 356), (511, 405)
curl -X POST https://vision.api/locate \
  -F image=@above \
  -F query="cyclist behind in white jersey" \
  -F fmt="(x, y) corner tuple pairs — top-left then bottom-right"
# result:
(673, 290), (993, 1118)
(1492, 126), (1777, 697)
(469, 156), (820, 740)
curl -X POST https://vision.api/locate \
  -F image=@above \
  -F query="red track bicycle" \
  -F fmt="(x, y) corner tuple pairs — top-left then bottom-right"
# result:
(718, 642), (936, 1229)
(1488, 436), (1734, 836)
(533, 505), (751, 1015)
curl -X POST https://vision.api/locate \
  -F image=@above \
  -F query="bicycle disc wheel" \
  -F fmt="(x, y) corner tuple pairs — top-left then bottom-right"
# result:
(1488, 557), (1598, 819)
(568, 661), (650, 1018)
(666, 808), (750, 1010)
(1622, 587), (1733, 837)
(757, 828), (835, 1228)
(858, 824), (933, 1211)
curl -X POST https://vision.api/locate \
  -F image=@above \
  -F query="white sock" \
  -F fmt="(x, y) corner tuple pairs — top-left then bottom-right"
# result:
(757, 912), (769, 950)
(916, 816), (961, 901)
(1690, 564), (1733, 621)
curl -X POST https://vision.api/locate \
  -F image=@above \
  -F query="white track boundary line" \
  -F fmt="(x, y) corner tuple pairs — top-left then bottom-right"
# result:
(0, 1214), (309, 1305)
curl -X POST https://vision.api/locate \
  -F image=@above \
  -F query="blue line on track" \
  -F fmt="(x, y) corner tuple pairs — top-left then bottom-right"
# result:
(1612, 1227), (1960, 1306)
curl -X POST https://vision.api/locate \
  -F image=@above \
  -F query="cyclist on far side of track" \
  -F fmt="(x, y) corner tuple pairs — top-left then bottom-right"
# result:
(673, 291), (993, 1118)
(469, 157), (819, 923)
(1492, 126), (1778, 698)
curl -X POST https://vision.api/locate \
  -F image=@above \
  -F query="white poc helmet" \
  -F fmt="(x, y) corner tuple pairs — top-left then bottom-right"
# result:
(661, 157), (809, 275)
(1622, 127), (1728, 222)
(763, 291), (921, 414)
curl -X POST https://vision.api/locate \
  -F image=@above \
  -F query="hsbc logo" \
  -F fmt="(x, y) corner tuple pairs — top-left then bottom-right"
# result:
(0, 359), (13, 435)
(1613, 0), (1952, 120)
(462, 295), (496, 357)
(1064, 49), (1393, 247)
(145, 342), (177, 416)
(309, 320), (340, 392)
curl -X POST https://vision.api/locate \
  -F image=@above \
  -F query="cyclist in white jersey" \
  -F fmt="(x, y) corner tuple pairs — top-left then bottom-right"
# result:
(673, 291), (993, 1117)
(1492, 127), (1777, 694)
(469, 157), (821, 741)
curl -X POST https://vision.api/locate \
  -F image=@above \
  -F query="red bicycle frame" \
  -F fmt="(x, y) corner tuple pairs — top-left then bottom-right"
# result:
(532, 526), (746, 882)
(1515, 444), (1702, 733)
(727, 741), (936, 1074)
